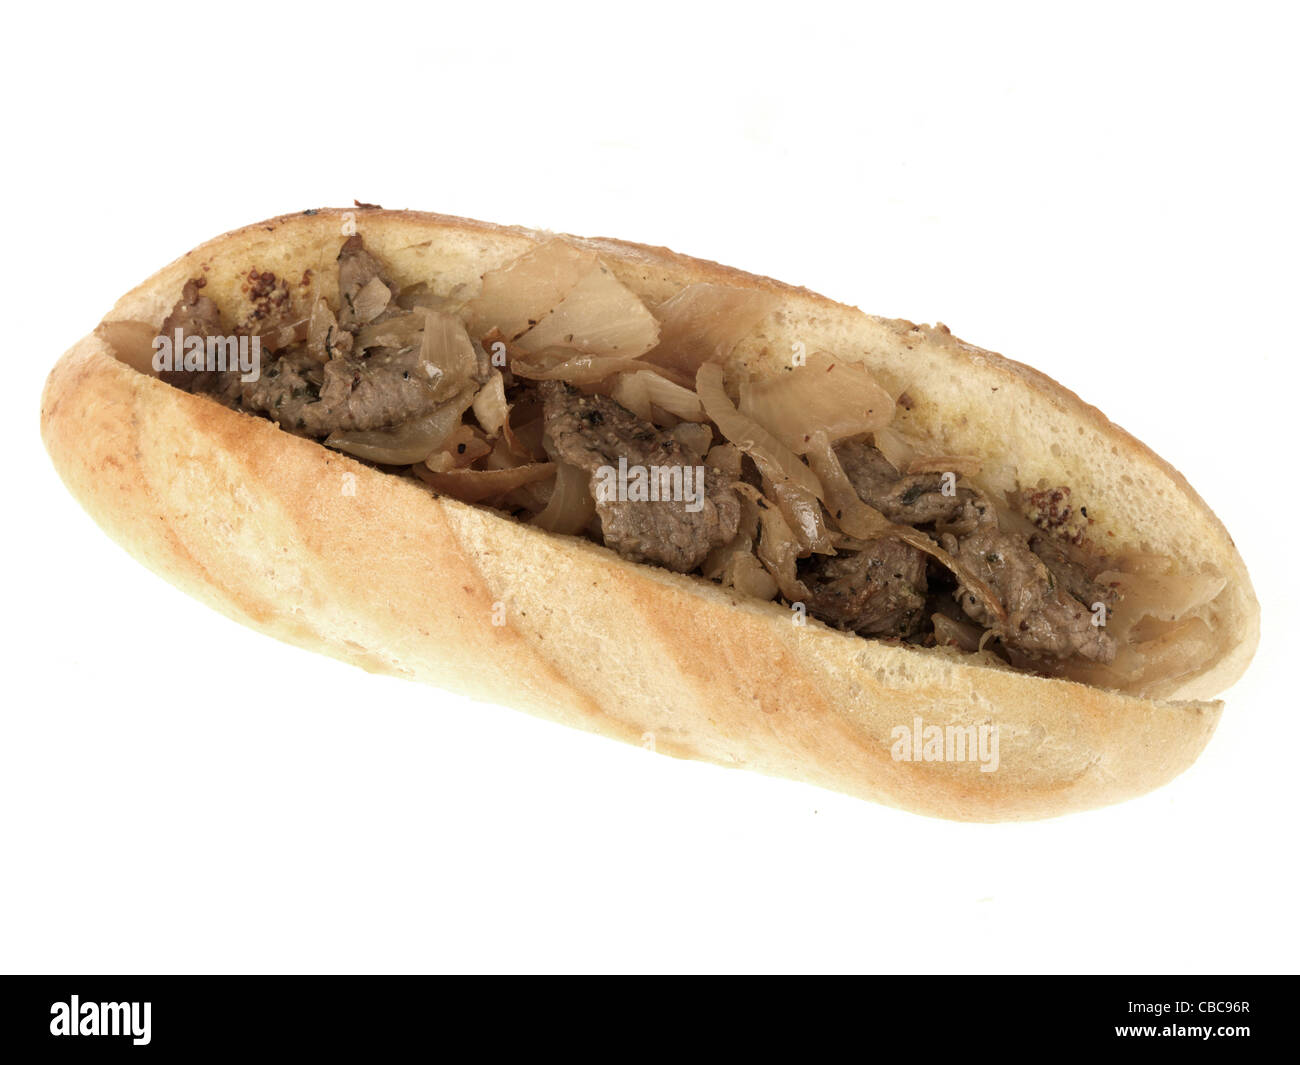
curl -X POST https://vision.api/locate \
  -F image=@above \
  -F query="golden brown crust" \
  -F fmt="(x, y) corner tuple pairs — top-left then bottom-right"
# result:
(40, 208), (1255, 820)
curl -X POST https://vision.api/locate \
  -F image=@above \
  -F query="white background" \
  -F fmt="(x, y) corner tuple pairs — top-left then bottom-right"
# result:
(3, 2), (1296, 974)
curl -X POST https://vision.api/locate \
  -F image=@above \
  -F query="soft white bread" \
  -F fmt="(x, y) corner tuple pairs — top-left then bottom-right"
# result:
(40, 208), (1257, 820)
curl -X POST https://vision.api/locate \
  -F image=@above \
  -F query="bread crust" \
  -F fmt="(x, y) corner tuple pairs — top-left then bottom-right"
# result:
(40, 207), (1256, 820)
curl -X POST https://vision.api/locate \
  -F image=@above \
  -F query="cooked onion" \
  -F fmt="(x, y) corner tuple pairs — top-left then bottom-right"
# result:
(740, 352), (895, 454)
(634, 371), (706, 421)
(465, 239), (598, 340)
(736, 483), (809, 601)
(726, 552), (780, 601)
(768, 478), (834, 555)
(514, 352), (688, 387)
(610, 372), (653, 420)
(324, 386), (477, 465)
(508, 415), (548, 462)
(420, 310), (481, 402)
(871, 425), (915, 473)
(645, 284), (777, 374)
(424, 424), (492, 472)
(396, 281), (464, 314)
(1065, 616), (1217, 692)
(415, 461), (556, 503)
(703, 492), (761, 580)
(256, 316), (308, 353)
(803, 432), (893, 540)
(351, 276), (392, 323)
(1096, 567), (1226, 642)
(613, 369), (709, 423)
(1110, 552), (1175, 577)
(482, 433), (526, 470)
(354, 311), (424, 354)
(532, 461), (596, 534)
(306, 297), (346, 362)
(670, 421), (715, 456)
(515, 265), (660, 357)
(96, 320), (158, 374)
(696, 362), (823, 498)
(705, 443), (743, 479)
(471, 371), (510, 438)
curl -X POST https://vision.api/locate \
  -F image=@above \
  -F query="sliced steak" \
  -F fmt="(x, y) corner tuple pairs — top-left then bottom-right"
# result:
(943, 519), (1116, 663)
(835, 440), (977, 527)
(241, 343), (443, 435)
(799, 539), (928, 637)
(837, 439), (1115, 662)
(540, 382), (740, 573)
(1029, 533), (1118, 611)
(157, 280), (242, 404)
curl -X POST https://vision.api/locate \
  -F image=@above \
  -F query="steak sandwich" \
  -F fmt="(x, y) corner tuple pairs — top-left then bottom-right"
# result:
(41, 207), (1259, 820)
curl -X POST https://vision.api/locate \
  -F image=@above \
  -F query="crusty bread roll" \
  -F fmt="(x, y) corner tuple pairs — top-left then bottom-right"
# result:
(40, 208), (1258, 820)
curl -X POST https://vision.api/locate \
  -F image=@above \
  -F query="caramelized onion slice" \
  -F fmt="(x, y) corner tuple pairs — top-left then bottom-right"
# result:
(465, 240), (598, 341)
(670, 421), (715, 456)
(767, 478), (834, 555)
(705, 442), (743, 479)
(628, 371), (707, 422)
(735, 483), (809, 601)
(471, 371), (510, 438)
(610, 372), (653, 420)
(696, 362), (823, 498)
(1064, 616), (1218, 693)
(354, 311), (424, 354)
(727, 552), (780, 601)
(645, 284), (778, 374)
(703, 490), (761, 579)
(255, 317), (309, 353)
(740, 352), (895, 454)
(507, 415), (548, 462)
(352, 276), (392, 323)
(1097, 566), (1227, 646)
(871, 425), (915, 474)
(515, 265), (659, 358)
(306, 297), (346, 363)
(415, 461), (556, 504)
(420, 310), (482, 402)
(532, 461), (596, 534)
(424, 424), (493, 472)
(514, 352), (691, 388)
(1096, 568), (1225, 624)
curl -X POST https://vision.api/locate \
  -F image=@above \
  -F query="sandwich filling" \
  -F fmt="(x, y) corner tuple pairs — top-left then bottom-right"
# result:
(104, 230), (1227, 690)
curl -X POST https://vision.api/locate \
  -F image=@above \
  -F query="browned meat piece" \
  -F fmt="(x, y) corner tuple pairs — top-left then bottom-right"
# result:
(239, 238), (454, 435)
(242, 344), (443, 435)
(837, 439), (1115, 663)
(540, 382), (740, 573)
(799, 539), (928, 637)
(1029, 533), (1118, 611)
(943, 520), (1116, 663)
(835, 439), (978, 527)
(157, 279), (241, 404)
